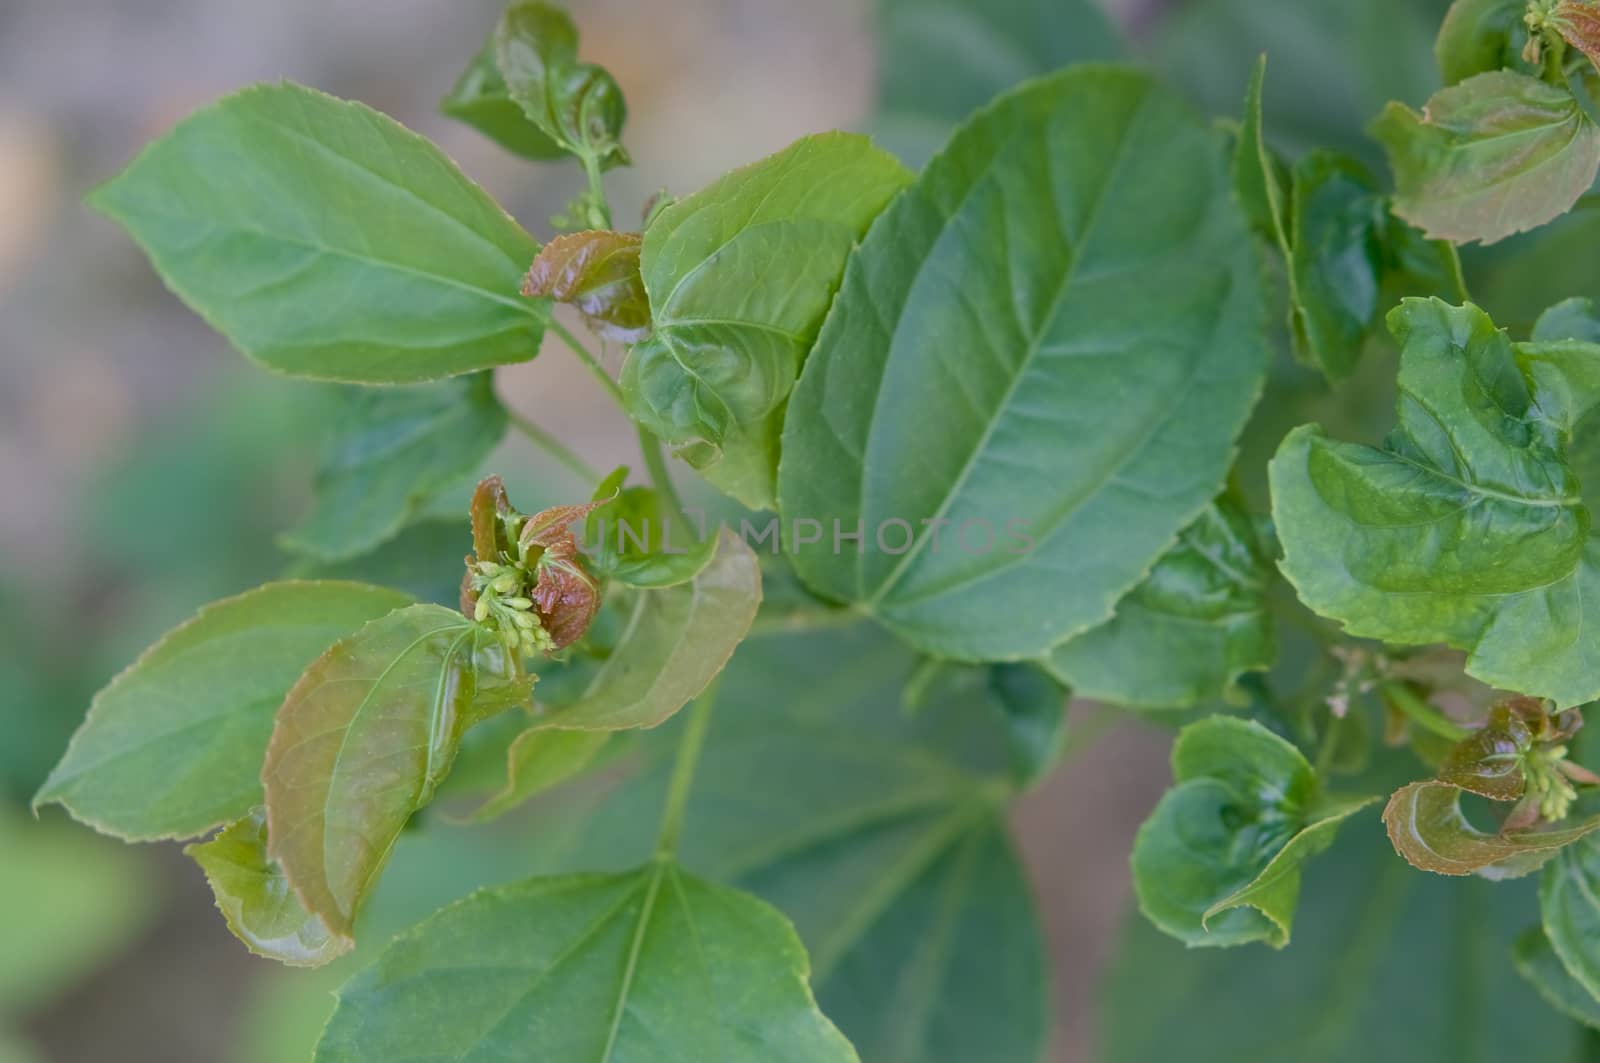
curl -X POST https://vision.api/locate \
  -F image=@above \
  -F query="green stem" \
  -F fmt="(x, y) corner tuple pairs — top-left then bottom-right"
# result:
(655, 679), (720, 859)
(582, 151), (613, 229)
(636, 422), (689, 530)
(1381, 680), (1471, 742)
(550, 318), (625, 405)
(1314, 710), (1346, 777)
(1440, 241), (1471, 305)
(504, 405), (599, 483)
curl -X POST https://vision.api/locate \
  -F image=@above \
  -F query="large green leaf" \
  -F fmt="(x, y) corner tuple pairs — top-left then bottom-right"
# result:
(1374, 71), (1600, 245)
(186, 807), (346, 967)
(280, 374), (505, 561)
(1102, 822), (1587, 1061)
(623, 133), (911, 510)
(90, 82), (544, 383)
(1131, 716), (1377, 947)
(1044, 494), (1274, 710)
(1516, 927), (1600, 1028)
(871, 0), (1122, 166)
(1270, 298), (1600, 706)
(34, 581), (410, 841)
(262, 604), (518, 939)
(314, 866), (855, 1062)
(500, 626), (1050, 1063)
(780, 67), (1267, 660)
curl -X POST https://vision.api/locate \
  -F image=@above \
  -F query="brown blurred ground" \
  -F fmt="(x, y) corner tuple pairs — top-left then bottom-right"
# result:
(0, 2), (1165, 1060)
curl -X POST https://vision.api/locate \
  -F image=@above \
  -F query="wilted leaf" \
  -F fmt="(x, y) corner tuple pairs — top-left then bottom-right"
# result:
(280, 374), (506, 562)
(1271, 298), (1600, 706)
(624, 132), (911, 510)
(1374, 70), (1600, 244)
(1132, 716), (1377, 947)
(494, 0), (627, 168)
(90, 83), (545, 383)
(35, 581), (411, 841)
(313, 867), (855, 1062)
(522, 230), (649, 342)
(440, 38), (566, 160)
(1045, 494), (1274, 710)
(779, 67), (1267, 660)
(186, 808), (347, 967)
(262, 604), (513, 938)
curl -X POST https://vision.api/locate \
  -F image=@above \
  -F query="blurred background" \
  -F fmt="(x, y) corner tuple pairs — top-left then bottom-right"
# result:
(5, 0), (1591, 1059)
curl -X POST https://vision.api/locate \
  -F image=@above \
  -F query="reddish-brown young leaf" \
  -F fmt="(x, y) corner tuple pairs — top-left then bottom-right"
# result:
(519, 498), (613, 649)
(1557, 1), (1600, 68)
(1438, 699), (1537, 800)
(469, 475), (516, 562)
(522, 230), (650, 342)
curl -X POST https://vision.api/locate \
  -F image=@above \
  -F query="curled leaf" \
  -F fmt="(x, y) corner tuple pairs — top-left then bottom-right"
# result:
(440, 39), (566, 160)
(494, 0), (628, 168)
(185, 808), (347, 967)
(1555, 1), (1600, 69)
(1373, 70), (1600, 244)
(1383, 779), (1600, 878)
(1270, 298), (1600, 707)
(1131, 716), (1377, 948)
(522, 230), (650, 342)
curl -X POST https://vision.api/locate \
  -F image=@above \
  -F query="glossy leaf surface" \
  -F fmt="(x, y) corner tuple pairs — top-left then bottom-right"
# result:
(262, 604), (508, 938)
(522, 230), (650, 342)
(281, 374), (505, 561)
(1044, 495), (1274, 710)
(91, 83), (545, 383)
(1132, 716), (1376, 947)
(1384, 781), (1600, 876)
(781, 67), (1267, 660)
(441, 39), (566, 160)
(625, 133), (911, 510)
(314, 866), (855, 1062)
(494, 0), (627, 168)
(35, 581), (410, 841)
(1271, 298), (1600, 706)
(1374, 71), (1600, 245)
(186, 808), (346, 967)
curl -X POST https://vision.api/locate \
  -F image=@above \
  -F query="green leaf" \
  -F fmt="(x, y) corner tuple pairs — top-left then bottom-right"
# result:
(1044, 494), (1274, 710)
(1270, 298), (1600, 706)
(624, 132), (911, 510)
(781, 67), (1267, 661)
(484, 625), (1050, 1062)
(90, 82), (544, 383)
(262, 603), (513, 939)
(1436, 0), (1536, 84)
(279, 374), (506, 561)
(1374, 70), (1600, 245)
(441, 39), (567, 160)
(34, 581), (411, 841)
(462, 729), (614, 822)
(1515, 927), (1600, 1028)
(186, 807), (346, 967)
(871, 0), (1122, 167)
(1540, 834), (1600, 1005)
(313, 866), (856, 1062)
(1131, 716), (1377, 947)
(495, 0), (628, 168)
(1104, 819), (1588, 1062)
(584, 468), (717, 588)
(1233, 55), (1290, 240)
(522, 230), (650, 342)
(1288, 151), (1387, 377)
(538, 529), (760, 731)
(1384, 780), (1600, 876)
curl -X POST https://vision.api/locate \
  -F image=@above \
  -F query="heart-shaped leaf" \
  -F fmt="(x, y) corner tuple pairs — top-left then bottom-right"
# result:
(779, 67), (1267, 660)
(313, 866), (855, 1062)
(1271, 298), (1600, 706)
(90, 83), (545, 383)
(262, 604), (518, 939)
(34, 581), (411, 841)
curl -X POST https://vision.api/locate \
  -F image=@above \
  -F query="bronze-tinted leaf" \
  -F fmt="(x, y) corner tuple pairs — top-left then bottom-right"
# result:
(1437, 698), (1538, 800)
(522, 230), (650, 342)
(468, 474), (515, 562)
(520, 498), (612, 649)
(1557, 1), (1600, 68)
(1383, 780), (1600, 878)
(262, 605), (490, 939)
